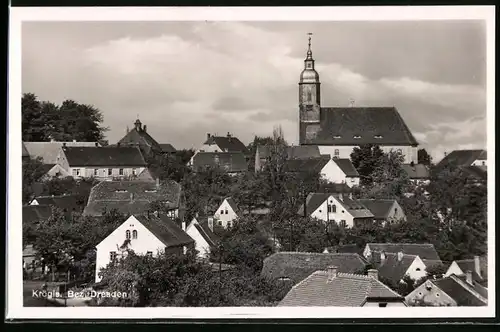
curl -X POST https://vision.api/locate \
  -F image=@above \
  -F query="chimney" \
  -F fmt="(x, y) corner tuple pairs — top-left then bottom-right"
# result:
(208, 217), (214, 231)
(410, 161), (415, 167)
(380, 251), (386, 264)
(207, 133), (211, 140)
(143, 125), (147, 132)
(474, 256), (481, 278)
(95, 142), (99, 147)
(134, 119), (142, 131)
(367, 269), (379, 280)
(73, 139), (76, 142)
(397, 251), (404, 262)
(62, 142), (66, 147)
(130, 193), (134, 201)
(465, 270), (473, 285)
(156, 177), (160, 189)
(50, 138), (55, 142)
(181, 220), (186, 231)
(195, 212), (199, 218)
(327, 265), (338, 281)
(227, 132), (231, 138)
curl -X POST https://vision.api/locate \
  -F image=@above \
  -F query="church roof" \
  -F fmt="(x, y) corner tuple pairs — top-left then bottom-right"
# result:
(303, 107), (418, 146)
(437, 149), (487, 168)
(63, 146), (146, 167)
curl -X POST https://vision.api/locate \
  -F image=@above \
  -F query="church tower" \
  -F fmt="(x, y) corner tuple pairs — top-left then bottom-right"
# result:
(299, 34), (321, 145)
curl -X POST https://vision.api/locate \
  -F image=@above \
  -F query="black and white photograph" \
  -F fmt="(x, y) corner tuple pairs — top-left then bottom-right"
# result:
(7, 6), (495, 319)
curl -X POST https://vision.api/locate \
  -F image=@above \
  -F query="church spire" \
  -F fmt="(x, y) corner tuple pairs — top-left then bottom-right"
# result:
(306, 32), (313, 60)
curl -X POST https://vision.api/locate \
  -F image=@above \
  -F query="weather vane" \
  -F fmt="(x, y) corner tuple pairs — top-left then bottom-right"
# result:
(307, 32), (313, 49)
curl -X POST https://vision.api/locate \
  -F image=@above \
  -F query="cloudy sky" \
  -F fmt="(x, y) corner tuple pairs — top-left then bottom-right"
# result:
(22, 20), (486, 161)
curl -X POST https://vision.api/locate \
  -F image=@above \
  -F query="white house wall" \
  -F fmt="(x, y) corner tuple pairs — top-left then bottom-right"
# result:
(188, 143), (223, 166)
(185, 220), (211, 259)
(471, 159), (487, 167)
(405, 282), (457, 306)
(320, 160), (359, 187)
(444, 261), (465, 278)
(386, 201), (407, 222)
(310, 195), (355, 228)
(214, 199), (238, 228)
(404, 256), (428, 281)
(69, 166), (146, 180)
(318, 145), (418, 164)
(95, 215), (165, 282)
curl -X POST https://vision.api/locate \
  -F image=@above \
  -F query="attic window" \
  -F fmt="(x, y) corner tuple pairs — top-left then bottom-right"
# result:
(145, 190), (157, 193)
(416, 268), (421, 271)
(333, 135), (342, 139)
(115, 190), (128, 193)
(374, 135), (383, 139)
(353, 135), (361, 139)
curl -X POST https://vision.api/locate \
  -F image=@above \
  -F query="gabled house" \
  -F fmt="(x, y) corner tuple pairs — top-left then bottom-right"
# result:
(83, 179), (186, 220)
(278, 267), (406, 307)
(95, 214), (195, 282)
(445, 256), (488, 286)
(213, 197), (240, 228)
(357, 199), (407, 224)
(185, 216), (219, 259)
(30, 194), (87, 214)
(370, 251), (428, 285)
(159, 143), (177, 154)
(189, 132), (249, 166)
(401, 162), (430, 185)
(437, 149), (487, 168)
(405, 273), (488, 306)
(191, 152), (247, 175)
(61, 145), (147, 180)
(23, 205), (53, 225)
(297, 193), (374, 228)
(261, 252), (369, 285)
(254, 145), (321, 172)
(117, 119), (176, 156)
(329, 158), (360, 187)
(283, 155), (341, 183)
(363, 243), (441, 261)
(23, 141), (101, 165)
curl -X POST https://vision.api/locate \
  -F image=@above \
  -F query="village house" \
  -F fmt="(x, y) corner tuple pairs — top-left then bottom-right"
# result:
(254, 145), (321, 172)
(369, 251), (430, 285)
(400, 162), (430, 185)
(278, 266), (406, 307)
(297, 193), (374, 228)
(23, 204), (53, 225)
(94, 214), (195, 282)
(117, 118), (176, 156)
(438, 149), (487, 168)
(83, 178), (186, 220)
(261, 252), (369, 285)
(213, 197), (240, 228)
(60, 145), (147, 180)
(405, 273), (488, 307)
(185, 216), (219, 259)
(445, 255), (488, 286)
(357, 199), (407, 224)
(189, 132), (249, 166)
(297, 36), (418, 163)
(191, 152), (248, 175)
(22, 142), (30, 161)
(29, 194), (87, 214)
(363, 243), (441, 261)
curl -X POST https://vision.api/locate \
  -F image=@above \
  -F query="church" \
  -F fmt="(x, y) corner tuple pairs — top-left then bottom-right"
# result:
(298, 36), (419, 164)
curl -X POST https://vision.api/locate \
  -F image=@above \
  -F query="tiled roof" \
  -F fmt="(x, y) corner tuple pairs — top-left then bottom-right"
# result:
(433, 275), (487, 306)
(32, 194), (86, 213)
(134, 214), (194, 248)
(257, 145), (321, 160)
(23, 141), (99, 164)
(437, 149), (487, 168)
(190, 217), (219, 248)
(192, 152), (247, 173)
(23, 205), (53, 224)
(332, 159), (359, 177)
(63, 146), (146, 167)
(204, 135), (248, 154)
(83, 180), (182, 216)
(372, 252), (417, 284)
(367, 243), (440, 261)
(297, 193), (373, 219)
(401, 164), (430, 179)
(335, 244), (363, 255)
(159, 143), (177, 153)
(224, 197), (240, 215)
(358, 199), (397, 220)
(454, 257), (488, 282)
(301, 107), (418, 146)
(261, 252), (369, 284)
(462, 166), (487, 181)
(318, 183), (353, 194)
(283, 156), (331, 173)
(278, 270), (403, 306)
(117, 124), (162, 152)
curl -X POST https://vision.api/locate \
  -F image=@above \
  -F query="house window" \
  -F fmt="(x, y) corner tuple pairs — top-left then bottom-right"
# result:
(482, 161), (486, 166)
(378, 303), (388, 307)
(108, 168), (113, 176)
(436, 293), (440, 297)
(146, 251), (153, 257)
(132, 230), (138, 239)
(94, 168), (98, 176)
(126, 230), (131, 239)
(353, 135), (361, 139)
(225, 209), (228, 214)
(416, 268), (421, 271)
(350, 178), (355, 183)
(132, 168), (137, 176)
(218, 220), (222, 226)
(394, 207), (398, 214)
(340, 220), (347, 227)
(109, 251), (117, 261)
(327, 204), (336, 213)
(72, 169), (80, 177)
(334, 149), (339, 158)
(214, 156), (220, 164)
(220, 210), (224, 215)
(119, 168), (124, 176)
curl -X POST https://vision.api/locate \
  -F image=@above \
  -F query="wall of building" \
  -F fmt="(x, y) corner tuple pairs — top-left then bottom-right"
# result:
(214, 199), (238, 228)
(405, 282), (457, 307)
(186, 220), (211, 259)
(405, 256), (428, 281)
(444, 262), (465, 278)
(46, 164), (71, 179)
(310, 195), (355, 228)
(95, 215), (165, 282)
(69, 166), (146, 180)
(320, 160), (360, 187)
(386, 201), (407, 223)
(188, 143), (223, 166)
(318, 145), (418, 164)
(472, 159), (487, 167)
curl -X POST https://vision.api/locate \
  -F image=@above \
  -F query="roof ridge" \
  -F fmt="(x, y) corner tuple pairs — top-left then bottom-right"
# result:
(449, 275), (488, 304)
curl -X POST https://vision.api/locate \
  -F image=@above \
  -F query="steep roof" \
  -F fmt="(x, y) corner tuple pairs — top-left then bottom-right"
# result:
(278, 270), (403, 306)
(433, 275), (487, 306)
(224, 197), (240, 215)
(204, 135), (248, 154)
(372, 252), (417, 284)
(332, 158), (359, 177)
(133, 214), (194, 248)
(318, 182), (353, 194)
(302, 107), (418, 146)
(283, 156), (331, 173)
(297, 193), (373, 219)
(23, 141), (99, 164)
(190, 217), (219, 248)
(366, 243), (440, 261)
(83, 180), (182, 216)
(437, 149), (487, 168)
(257, 145), (321, 160)
(159, 143), (177, 153)
(117, 125), (162, 152)
(401, 164), (430, 179)
(63, 146), (146, 167)
(335, 244), (363, 255)
(462, 166), (487, 181)
(358, 199), (397, 220)
(261, 252), (368, 284)
(23, 205), (53, 224)
(32, 194), (86, 213)
(453, 257), (488, 283)
(192, 152), (247, 173)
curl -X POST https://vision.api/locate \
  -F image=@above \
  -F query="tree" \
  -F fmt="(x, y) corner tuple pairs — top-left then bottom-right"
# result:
(350, 144), (385, 186)
(146, 153), (191, 183)
(230, 171), (268, 215)
(246, 135), (276, 172)
(418, 148), (432, 166)
(364, 150), (411, 199)
(22, 156), (47, 203)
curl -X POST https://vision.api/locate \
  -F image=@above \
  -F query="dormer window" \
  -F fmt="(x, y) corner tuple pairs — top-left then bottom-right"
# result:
(353, 135), (361, 139)
(115, 190), (128, 193)
(333, 135), (341, 139)
(374, 135), (383, 139)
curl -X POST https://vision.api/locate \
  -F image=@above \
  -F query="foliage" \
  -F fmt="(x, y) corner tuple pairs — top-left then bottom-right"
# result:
(246, 135), (276, 172)
(22, 93), (108, 142)
(418, 148), (432, 166)
(364, 150), (411, 199)
(230, 171), (268, 214)
(146, 152), (192, 183)
(22, 156), (47, 203)
(350, 144), (385, 186)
